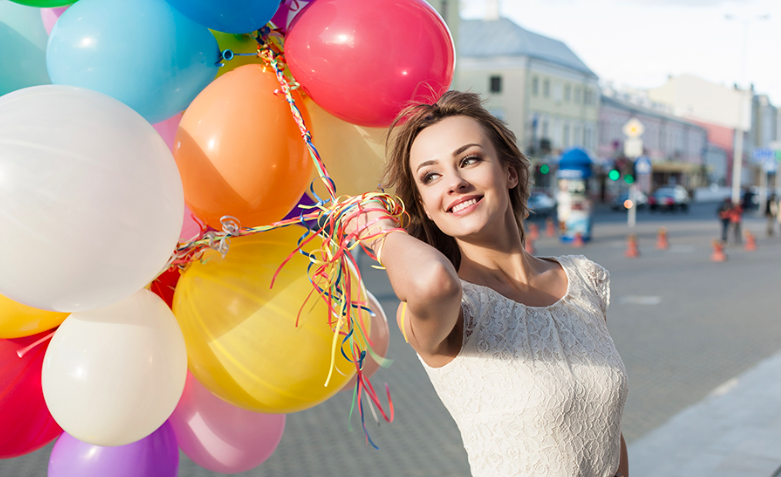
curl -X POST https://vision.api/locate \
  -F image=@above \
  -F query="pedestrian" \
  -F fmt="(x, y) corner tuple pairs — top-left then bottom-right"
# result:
(347, 91), (628, 477)
(730, 200), (743, 245)
(717, 198), (732, 243)
(765, 193), (777, 237)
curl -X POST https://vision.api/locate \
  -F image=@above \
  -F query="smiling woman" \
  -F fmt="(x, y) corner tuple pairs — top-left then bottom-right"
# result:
(345, 91), (629, 477)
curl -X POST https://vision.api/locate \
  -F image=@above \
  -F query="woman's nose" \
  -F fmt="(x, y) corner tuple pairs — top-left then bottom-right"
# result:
(447, 173), (469, 194)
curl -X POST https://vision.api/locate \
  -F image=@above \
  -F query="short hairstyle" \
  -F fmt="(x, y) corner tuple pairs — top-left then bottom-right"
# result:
(382, 91), (532, 269)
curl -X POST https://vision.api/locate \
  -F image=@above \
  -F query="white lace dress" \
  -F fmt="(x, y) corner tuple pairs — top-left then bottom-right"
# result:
(420, 255), (628, 477)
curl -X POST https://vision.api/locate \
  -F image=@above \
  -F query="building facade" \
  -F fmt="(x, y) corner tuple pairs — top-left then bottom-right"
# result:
(599, 93), (708, 193)
(647, 74), (754, 187)
(455, 15), (599, 189)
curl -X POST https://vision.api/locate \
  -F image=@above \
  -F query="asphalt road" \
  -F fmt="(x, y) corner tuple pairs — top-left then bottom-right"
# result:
(3, 201), (780, 477)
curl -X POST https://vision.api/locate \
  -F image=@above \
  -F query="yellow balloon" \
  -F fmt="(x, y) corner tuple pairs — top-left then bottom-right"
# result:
(173, 227), (363, 413)
(211, 31), (263, 79)
(0, 293), (68, 339)
(305, 97), (390, 198)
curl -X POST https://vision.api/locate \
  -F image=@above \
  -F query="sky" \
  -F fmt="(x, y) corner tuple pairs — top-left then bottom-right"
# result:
(460, 0), (781, 104)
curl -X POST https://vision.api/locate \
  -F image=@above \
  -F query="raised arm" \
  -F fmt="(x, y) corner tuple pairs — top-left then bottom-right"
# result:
(348, 206), (463, 361)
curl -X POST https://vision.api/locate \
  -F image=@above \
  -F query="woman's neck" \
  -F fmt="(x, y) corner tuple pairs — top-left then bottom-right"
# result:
(455, 212), (533, 288)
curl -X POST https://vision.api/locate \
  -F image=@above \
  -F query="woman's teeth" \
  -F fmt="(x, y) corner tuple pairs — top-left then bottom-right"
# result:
(452, 198), (477, 213)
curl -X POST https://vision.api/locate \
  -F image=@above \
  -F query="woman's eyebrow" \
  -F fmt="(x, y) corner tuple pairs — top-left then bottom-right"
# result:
(452, 143), (481, 157)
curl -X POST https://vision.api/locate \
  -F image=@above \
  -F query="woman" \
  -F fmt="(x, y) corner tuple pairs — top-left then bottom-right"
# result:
(349, 91), (628, 477)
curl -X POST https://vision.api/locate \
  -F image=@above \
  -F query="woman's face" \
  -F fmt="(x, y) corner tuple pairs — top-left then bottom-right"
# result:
(409, 116), (518, 239)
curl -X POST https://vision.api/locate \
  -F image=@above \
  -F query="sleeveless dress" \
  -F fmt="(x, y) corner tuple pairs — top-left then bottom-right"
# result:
(420, 255), (628, 477)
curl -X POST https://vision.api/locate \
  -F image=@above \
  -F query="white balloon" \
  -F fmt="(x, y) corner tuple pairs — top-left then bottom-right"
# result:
(0, 85), (183, 312)
(42, 289), (187, 447)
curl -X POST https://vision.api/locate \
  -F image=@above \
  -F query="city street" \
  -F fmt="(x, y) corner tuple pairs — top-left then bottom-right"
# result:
(2, 201), (781, 476)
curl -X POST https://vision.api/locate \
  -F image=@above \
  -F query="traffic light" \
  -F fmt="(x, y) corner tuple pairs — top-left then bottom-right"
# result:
(623, 161), (637, 184)
(608, 168), (620, 181)
(540, 164), (550, 175)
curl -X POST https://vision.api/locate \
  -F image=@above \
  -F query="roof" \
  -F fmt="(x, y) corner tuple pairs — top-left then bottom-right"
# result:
(601, 94), (708, 132)
(459, 18), (597, 78)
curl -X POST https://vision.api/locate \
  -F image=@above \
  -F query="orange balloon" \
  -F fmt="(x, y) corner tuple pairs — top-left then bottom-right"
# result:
(0, 293), (68, 339)
(174, 64), (313, 229)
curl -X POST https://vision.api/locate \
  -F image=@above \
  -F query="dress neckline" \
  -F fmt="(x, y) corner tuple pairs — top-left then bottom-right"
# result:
(459, 256), (572, 310)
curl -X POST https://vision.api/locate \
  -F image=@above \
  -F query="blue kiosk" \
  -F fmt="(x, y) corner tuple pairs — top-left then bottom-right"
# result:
(556, 148), (593, 243)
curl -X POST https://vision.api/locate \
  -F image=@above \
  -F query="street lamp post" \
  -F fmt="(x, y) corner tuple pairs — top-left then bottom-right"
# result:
(725, 13), (770, 205)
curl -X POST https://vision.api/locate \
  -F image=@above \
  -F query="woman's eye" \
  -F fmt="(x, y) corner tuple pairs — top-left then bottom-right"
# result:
(422, 172), (438, 184)
(461, 155), (480, 167)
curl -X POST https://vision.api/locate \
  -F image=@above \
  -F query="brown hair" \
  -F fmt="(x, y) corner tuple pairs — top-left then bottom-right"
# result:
(382, 91), (532, 269)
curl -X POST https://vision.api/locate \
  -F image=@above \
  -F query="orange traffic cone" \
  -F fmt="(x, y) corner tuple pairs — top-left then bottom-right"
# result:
(656, 227), (669, 250)
(545, 217), (556, 238)
(572, 232), (584, 248)
(711, 239), (727, 262)
(625, 234), (640, 258)
(744, 231), (757, 251)
(525, 237), (535, 255)
(528, 222), (540, 241)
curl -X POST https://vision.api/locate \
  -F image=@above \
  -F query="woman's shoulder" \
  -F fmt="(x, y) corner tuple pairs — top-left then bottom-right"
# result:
(556, 255), (610, 314)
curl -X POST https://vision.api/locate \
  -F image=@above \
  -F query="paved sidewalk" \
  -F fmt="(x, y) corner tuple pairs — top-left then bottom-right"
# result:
(630, 350), (781, 477)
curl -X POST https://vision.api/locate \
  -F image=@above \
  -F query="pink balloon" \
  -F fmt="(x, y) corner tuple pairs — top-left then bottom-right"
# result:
(41, 6), (69, 36)
(169, 372), (285, 474)
(179, 205), (202, 242)
(342, 291), (390, 392)
(285, 0), (455, 127)
(152, 112), (183, 152)
(151, 113), (200, 242)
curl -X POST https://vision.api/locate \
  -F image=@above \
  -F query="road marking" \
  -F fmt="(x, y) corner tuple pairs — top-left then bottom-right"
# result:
(617, 295), (661, 305)
(709, 377), (739, 397)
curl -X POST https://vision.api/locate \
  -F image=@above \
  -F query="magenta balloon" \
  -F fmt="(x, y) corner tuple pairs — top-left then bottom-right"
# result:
(169, 372), (286, 474)
(48, 422), (179, 477)
(285, 0), (455, 127)
(41, 6), (69, 35)
(270, 0), (312, 33)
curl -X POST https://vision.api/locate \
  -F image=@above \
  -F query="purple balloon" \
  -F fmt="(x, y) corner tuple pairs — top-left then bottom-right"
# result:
(48, 421), (179, 477)
(282, 192), (317, 223)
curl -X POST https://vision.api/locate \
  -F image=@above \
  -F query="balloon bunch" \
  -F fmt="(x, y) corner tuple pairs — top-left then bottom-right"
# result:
(0, 0), (454, 473)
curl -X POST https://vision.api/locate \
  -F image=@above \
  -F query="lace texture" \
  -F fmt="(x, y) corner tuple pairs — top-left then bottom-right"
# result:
(420, 255), (628, 477)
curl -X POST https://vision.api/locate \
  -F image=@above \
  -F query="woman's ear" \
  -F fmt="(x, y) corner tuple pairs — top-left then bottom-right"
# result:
(507, 165), (519, 189)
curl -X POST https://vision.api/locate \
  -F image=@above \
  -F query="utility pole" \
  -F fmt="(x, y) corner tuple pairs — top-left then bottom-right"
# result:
(725, 13), (770, 205)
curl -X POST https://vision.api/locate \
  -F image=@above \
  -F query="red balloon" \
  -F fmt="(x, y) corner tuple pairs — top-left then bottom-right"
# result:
(285, 0), (455, 128)
(150, 268), (182, 309)
(0, 331), (63, 458)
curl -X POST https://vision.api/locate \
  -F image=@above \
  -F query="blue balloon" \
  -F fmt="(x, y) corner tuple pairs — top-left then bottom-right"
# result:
(165, 0), (280, 34)
(46, 0), (219, 124)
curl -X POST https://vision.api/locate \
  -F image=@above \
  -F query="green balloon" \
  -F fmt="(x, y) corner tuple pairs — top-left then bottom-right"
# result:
(8, 0), (73, 7)
(0, 0), (52, 96)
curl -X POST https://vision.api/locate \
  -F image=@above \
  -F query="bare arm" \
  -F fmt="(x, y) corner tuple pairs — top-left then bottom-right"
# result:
(617, 433), (628, 477)
(346, 206), (462, 356)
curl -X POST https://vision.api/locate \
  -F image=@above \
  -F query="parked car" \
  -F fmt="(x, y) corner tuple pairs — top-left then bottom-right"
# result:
(649, 185), (690, 212)
(611, 190), (648, 211)
(527, 190), (556, 217)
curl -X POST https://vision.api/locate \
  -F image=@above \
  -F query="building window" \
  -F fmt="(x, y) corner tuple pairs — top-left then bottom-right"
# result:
(532, 76), (539, 96)
(553, 82), (562, 103)
(542, 120), (549, 138)
(574, 125), (581, 146)
(489, 75), (502, 94)
(441, 0), (448, 20)
(583, 88), (592, 106)
(543, 79), (550, 98)
(574, 87), (581, 104)
(563, 124), (570, 148)
(564, 84), (571, 102)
